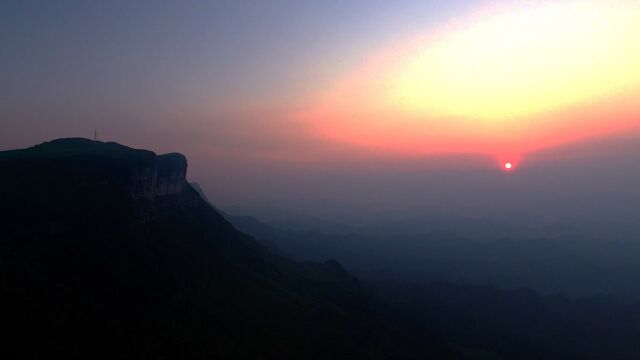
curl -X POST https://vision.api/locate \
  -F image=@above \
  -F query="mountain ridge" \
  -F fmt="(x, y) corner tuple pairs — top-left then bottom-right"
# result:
(0, 138), (458, 359)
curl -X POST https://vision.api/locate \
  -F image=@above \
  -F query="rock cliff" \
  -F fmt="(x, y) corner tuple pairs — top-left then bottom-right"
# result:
(128, 152), (188, 200)
(0, 138), (198, 221)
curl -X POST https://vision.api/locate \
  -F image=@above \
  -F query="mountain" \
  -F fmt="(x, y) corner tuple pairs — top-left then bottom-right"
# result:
(0, 138), (458, 359)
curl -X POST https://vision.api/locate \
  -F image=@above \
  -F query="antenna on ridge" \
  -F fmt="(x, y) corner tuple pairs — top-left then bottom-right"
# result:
(94, 129), (98, 141)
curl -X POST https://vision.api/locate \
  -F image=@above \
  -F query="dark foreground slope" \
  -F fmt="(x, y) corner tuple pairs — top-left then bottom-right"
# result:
(0, 139), (457, 359)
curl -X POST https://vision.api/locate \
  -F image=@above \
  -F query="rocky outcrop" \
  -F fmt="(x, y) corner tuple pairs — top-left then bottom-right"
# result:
(0, 138), (198, 222)
(128, 153), (188, 200)
(127, 152), (197, 221)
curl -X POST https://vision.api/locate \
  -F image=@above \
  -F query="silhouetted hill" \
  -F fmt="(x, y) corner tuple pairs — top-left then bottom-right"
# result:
(0, 138), (458, 359)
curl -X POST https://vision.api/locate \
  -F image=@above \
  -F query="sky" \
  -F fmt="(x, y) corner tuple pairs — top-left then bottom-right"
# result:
(2, 0), (640, 224)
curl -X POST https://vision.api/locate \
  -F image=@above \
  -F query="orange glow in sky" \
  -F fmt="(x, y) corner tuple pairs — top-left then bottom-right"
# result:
(301, 0), (640, 169)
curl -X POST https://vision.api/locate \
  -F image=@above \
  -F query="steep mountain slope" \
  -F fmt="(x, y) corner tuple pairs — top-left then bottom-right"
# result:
(0, 138), (457, 359)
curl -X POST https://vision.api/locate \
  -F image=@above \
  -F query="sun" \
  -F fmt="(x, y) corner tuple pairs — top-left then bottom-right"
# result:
(504, 162), (513, 170)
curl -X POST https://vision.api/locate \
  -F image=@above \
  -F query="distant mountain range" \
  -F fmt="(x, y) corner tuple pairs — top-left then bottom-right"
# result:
(224, 208), (640, 300)
(224, 207), (640, 360)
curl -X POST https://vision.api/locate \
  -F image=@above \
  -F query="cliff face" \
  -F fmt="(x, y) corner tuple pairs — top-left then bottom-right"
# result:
(0, 138), (198, 221)
(128, 153), (188, 200)
(126, 151), (199, 221)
